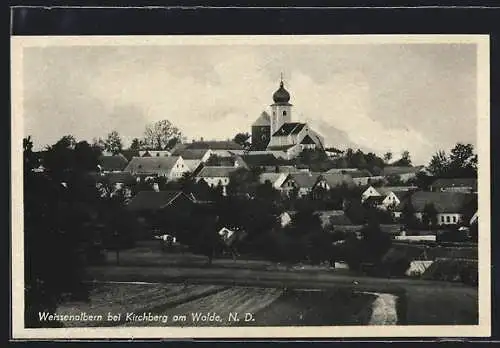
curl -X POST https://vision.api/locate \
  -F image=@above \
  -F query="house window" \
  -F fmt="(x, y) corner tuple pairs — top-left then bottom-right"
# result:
(446, 216), (450, 223)
(441, 216), (444, 223)
(453, 216), (457, 223)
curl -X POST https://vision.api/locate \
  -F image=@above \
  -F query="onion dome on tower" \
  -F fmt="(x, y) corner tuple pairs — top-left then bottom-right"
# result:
(272, 79), (291, 104)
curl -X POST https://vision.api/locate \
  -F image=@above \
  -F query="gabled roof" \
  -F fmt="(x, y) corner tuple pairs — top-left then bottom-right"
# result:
(317, 173), (355, 188)
(123, 156), (180, 175)
(98, 154), (129, 171)
(382, 165), (425, 176)
(259, 172), (289, 188)
(272, 122), (306, 137)
(431, 178), (478, 190)
(252, 111), (271, 127)
(126, 191), (191, 211)
(171, 149), (210, 160)
(184, 140), (244, 150)
(196, 166), (238, 178)
(288, 172), (322, 189)
(375, 186), (418, 195)
(300, 135), (316, 144)
(183, 159), (202, 172)
(395, 191), (476, 213)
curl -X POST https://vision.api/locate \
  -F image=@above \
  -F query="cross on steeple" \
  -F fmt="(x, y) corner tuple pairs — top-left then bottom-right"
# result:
(280, 72), (284, 87)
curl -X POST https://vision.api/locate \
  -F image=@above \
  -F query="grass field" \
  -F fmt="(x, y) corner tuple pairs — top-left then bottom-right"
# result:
(56, 283), (377, 327)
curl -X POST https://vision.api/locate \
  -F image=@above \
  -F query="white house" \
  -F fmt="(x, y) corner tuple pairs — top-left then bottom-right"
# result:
(195, 166), (239, 195)
(123, 156), (190, 181)
(361, 185), (417, 208)
(393, 191), (477, 226)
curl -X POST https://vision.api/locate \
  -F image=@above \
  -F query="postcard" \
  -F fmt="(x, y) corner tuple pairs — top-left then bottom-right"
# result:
(11, 34), (491, 339)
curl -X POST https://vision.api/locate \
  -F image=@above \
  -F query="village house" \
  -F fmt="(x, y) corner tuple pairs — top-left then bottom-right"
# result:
(123, 156), (190, 181)
(382, 165), (426, 182)
(393, 191), (477, 226)
(97, 154), (129, 173)
(170, 148), (213, 163)
(279, 172), (322, 197)
(195, 166), (239, 195)
(172, 140), (245, 158)
(361, 185), (418, 209)
(311, 173), (356, 199)
(126, 190), (196, 237)
(430, 178), (478, 194)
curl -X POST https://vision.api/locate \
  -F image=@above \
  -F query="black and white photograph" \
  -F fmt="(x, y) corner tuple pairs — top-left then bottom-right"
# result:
(11, 34), (490, 339)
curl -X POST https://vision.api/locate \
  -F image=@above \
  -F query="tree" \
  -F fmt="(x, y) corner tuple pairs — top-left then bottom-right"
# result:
(427, 144), (477, 178)
(401, 199), (419, 229)
(129, 138), (142, 151)
(392, 150), (412, 167)
(103, 131), (123, 155)
(428, 150), (449, 177)
(233, 132), (251, 148)
(408, 171), (434, 191)
(24, 136), (101, 327)
(448, 143), (477, 178)
(383, 152), (393, 164)
(142, 120), (182, 150)
(422, 203), (438, 229)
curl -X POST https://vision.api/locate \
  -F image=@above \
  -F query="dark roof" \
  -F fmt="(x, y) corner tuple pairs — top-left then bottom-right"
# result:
(124, 156), (179, 175)
(375, 186), (418, 195)
(431, 178), (478, 190)
(240, 154), (279, 167)
(272, 122), (305, 137)
(98, 154), (129, 171)
(382, 166), (424, 176)
(396, 191), (476, 213)
(365, 196), (385, 204)
(126, 191), (191, 211)
(184, 141), (244, 150)
(317, 173), (355, 188)
(300, 135), (316, 144)
(289, 172), (322, 189)
(196, 166), (238, 178)
(252, 111), (271, 127)
(101, 172), (136, 185)
(171, 149), (209, 160)
(272, 80), (291, 104)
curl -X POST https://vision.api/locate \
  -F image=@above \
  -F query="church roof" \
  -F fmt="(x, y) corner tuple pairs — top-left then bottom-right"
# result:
(252, 111), (271, 127)
(273, 80), (291, 104)
(272, 122), (306, 136)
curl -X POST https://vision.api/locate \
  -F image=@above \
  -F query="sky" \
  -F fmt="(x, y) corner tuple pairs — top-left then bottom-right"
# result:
(22, 41), (478, 165)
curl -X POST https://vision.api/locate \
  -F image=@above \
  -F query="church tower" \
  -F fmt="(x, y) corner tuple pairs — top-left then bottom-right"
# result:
(270, 77), (292, 135)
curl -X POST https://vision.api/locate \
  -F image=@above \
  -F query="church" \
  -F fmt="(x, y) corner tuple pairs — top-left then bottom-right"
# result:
(250, 79), (325, 158)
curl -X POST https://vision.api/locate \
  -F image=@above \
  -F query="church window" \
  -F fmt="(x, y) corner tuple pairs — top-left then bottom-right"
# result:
(283, 111), (287, 116)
